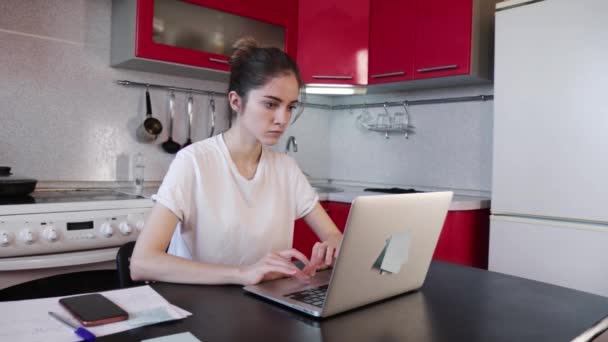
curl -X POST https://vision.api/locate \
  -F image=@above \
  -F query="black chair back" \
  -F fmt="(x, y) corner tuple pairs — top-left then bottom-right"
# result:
(116, 241), (144, 288)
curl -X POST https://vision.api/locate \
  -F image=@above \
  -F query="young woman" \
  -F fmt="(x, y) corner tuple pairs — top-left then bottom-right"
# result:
(131, 38), (342, 286)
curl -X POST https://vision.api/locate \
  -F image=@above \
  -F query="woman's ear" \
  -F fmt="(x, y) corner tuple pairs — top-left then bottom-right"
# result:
(228, 91), (243, 114)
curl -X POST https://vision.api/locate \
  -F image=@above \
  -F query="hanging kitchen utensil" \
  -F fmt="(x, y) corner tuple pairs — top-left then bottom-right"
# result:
(161, 91), (182, 154)
(402, 101), (411, 139)
(183, 92), (194, 147)
(208, 94), (216, 137)
(136, 85), (163, 143)
(0, 166), (37, 197)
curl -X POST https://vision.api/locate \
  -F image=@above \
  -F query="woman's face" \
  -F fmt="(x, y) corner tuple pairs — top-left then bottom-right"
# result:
(230, 73), (300, 146)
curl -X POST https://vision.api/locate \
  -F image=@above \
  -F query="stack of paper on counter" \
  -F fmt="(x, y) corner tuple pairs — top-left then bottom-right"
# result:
(0, 285), (192, 342)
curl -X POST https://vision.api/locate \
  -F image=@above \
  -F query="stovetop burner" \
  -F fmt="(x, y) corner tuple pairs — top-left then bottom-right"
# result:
(0, 189), (144, 206)
(363, 187), (423, 194)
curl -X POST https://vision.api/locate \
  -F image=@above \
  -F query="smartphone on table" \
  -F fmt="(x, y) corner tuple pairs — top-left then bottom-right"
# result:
(59, 293), (129, 327)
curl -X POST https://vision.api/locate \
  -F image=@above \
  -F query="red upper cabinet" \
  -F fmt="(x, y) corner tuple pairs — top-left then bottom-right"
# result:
(297, 0), (370, 86)
(368, 0), (416, 84)
(413, 0), (472, 79)
(368, 0), (497, 87)
(412, 0), (497, 81)
(111, 0), (297, 81)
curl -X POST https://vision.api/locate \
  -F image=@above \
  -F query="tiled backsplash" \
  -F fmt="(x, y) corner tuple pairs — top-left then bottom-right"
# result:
(329, 85), (493, 193)
(282, 84), (493, 194)
(1, 0), (492, 195)
(0, 0), (229, 182)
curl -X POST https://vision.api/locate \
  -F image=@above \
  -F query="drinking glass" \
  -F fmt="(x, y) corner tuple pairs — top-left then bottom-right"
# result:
(392, 112), (406, 129)
(376, 112), (390, 129)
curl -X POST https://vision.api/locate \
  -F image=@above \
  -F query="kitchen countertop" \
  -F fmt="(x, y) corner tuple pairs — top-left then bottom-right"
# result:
(314, 185), (490, 211)
(117, 184), (490, 211)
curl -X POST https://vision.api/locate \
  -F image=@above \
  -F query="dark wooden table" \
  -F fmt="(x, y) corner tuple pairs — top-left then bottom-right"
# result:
(98, 262), (608, 341)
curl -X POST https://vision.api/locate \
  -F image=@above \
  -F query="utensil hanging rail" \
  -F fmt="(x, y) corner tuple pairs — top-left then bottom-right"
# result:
(292, 94), (493, 110)
(115, 79), (492, 110)
(116, 80), (227, 97)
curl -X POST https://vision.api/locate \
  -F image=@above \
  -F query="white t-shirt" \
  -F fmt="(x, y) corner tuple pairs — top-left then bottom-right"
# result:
(152, 134), (319, 266)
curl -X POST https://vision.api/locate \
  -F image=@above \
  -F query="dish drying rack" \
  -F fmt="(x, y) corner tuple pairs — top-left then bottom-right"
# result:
(357, 102), (414, 139)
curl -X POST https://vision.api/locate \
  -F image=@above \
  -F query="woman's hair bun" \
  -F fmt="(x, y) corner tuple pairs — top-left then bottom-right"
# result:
(229, 37), (260, 67)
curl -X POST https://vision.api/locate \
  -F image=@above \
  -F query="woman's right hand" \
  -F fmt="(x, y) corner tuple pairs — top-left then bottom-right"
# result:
(239, 249), (312, 285)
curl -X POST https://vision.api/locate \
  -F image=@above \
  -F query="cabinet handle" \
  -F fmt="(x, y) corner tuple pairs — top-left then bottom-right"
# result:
(312, 75), (353, 80)
(209, 57), (229, 65)
(416, 64), (459, 73)
(370, 71), (405, 79)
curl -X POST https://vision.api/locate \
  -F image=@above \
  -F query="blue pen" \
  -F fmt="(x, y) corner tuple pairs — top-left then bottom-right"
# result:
(49, 311), (96, 342)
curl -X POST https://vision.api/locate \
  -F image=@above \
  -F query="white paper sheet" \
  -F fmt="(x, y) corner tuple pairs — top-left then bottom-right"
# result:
(143, 331), (202, 342)
(0, 285), (192, 342)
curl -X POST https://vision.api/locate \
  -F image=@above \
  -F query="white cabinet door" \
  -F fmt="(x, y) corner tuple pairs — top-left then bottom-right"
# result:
(492, 0), (608, 222)
(489, 215), (608, 297)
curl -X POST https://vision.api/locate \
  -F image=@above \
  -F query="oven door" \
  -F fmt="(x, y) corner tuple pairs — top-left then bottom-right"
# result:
(0, 247), (118, 290)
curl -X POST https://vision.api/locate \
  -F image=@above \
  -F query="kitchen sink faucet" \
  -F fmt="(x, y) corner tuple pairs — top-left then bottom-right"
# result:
(285, 136), (298, 153)
(284, 135), (310, 177)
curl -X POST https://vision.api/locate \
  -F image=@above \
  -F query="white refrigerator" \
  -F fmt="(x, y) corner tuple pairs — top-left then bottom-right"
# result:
(490, 0), (608, 297)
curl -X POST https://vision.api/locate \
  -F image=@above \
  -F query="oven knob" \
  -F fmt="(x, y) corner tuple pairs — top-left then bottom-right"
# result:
(135, 219), (145, 232)
(43, 226), (59, 242)
(19, 229), (37, 245)
(0, 231), (12, 247)
(128, 213), (146, 232)
(118, 222), (132, 236)
(100, 222), (114, 237)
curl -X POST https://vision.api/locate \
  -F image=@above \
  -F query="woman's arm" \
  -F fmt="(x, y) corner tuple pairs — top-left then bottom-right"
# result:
(131, 203), (311, 285)
(303, 202), (343, 266)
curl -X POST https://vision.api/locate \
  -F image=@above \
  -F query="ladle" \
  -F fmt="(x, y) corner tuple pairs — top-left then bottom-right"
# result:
(136, 85), (163, 142)
(208, 95), (216, 137)
(161, 91), (181, 154)
(183, 93), (194, 147)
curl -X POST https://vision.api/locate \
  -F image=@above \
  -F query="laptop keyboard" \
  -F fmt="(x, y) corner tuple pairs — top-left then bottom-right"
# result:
(285, 285), (328, 308)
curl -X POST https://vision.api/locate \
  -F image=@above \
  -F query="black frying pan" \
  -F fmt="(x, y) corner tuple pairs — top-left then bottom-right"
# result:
(0, 166), (37, 197)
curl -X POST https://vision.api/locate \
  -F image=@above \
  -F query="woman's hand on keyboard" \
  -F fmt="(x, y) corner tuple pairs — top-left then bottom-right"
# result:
(310, 233), (342, 269)
(239, 249), (312, 285)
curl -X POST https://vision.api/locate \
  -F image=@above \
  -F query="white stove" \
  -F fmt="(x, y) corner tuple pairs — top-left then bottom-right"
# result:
(0, 189), (154, 290)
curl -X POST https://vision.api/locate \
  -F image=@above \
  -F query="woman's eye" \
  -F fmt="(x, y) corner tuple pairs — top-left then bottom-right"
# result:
(288, 105), (298, 112)
(264, 102), (277, 109)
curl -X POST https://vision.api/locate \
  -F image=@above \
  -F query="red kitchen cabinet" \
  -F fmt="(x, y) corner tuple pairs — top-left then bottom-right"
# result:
(294, 201), (489, 269)
(111, 0), (297, 80)
(325, 202), (351, 232)
(293, 201), (351, 257)
(412, 0), (473, 79)
(433, 209), (490, 269)
(412, 0), (497, 81)
(368, 0), (496, 86)
(293, 218), (320, 258)
(368, 0), (416, 84)
(297, 0), (370, 85)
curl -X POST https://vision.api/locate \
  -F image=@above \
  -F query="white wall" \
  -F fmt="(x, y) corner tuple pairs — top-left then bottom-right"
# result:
(276, 95), (333, 180)
(0, 0), (230, 183)
(327, 85), (494, 193)
(0, 0), (493, 195)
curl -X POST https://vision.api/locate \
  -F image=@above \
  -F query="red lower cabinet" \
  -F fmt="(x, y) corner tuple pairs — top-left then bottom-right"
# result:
(293, 201), (350, 257)
(293, 218), (320, 258)
(433, 209), (490, 269)
(293, 201), (489, 269)
(324, 202), (351, 232)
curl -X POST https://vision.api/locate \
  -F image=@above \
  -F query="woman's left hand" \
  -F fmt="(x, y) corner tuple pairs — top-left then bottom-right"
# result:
(310, 233), (342, 269)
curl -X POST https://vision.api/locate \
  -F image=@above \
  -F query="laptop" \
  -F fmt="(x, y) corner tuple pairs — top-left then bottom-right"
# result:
(243, 191), (453, 318)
